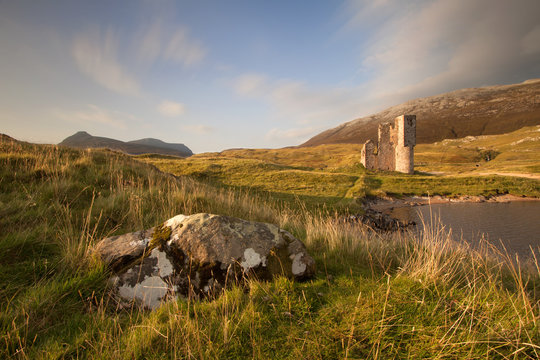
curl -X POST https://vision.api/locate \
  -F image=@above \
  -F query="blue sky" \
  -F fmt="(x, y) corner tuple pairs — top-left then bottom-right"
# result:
(1, 0), (539, 153)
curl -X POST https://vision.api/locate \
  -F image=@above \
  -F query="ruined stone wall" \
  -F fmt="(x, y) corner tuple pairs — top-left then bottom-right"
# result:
(360, 114), (416, 174)
(360, 140), (377, 170)
(375, 123), (396, 171)
(394, 115), (416, 174)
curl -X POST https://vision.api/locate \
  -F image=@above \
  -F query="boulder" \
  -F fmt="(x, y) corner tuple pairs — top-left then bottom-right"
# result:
(94, 213), (315, 309)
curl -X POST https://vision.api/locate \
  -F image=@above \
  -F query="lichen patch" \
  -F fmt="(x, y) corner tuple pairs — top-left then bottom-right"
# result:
(241, 248), (266, 270)
(129, 238), (150, 247)
(291, 253), (307, 276)
(164, 214), (189, 230)
(149, 248), (174, 277)
(118, 275), (169, 309)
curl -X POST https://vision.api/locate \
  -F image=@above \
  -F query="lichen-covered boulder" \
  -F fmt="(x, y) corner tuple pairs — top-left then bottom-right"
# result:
(94, 213), (315, 309)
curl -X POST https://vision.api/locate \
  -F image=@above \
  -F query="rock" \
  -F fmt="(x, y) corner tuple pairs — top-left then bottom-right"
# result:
(343, 209), (415, 231)
(94, 213), (315, 309)
(94, 228), (154, 272)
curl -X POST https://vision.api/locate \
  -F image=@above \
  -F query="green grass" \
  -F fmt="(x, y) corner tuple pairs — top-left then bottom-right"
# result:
(416, 125), (540, 174)
(1, 137), (540, 359)
(139, 127), (540, 201)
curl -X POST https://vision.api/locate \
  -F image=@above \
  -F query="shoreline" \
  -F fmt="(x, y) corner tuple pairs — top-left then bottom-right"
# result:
(363, 194), (540, 213)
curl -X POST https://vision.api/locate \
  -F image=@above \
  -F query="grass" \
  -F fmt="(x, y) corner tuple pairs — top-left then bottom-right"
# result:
(1, 136), (540, 358)
(415, 125), (540, 175)
(139, 126), (540, 202)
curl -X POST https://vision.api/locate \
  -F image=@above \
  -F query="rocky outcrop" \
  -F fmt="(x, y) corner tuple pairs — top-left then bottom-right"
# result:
(343, 209), (415, 232)
(94, 213), (315, 309)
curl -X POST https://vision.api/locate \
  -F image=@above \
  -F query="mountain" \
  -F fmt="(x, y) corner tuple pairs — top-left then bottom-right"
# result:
(127, 138), (192, 155)
(59, 131), (193, 157)
(301, 79), (540, 147)
(0, 133), (18, 142)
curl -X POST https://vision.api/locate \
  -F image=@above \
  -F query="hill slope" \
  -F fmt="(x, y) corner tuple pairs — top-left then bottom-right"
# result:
(415, 124), (540, 175)
(127, 137), (192, 154)
(302, 79), (540, 146)
(2, 136), (539, 358)
(59, 131), (193, 157)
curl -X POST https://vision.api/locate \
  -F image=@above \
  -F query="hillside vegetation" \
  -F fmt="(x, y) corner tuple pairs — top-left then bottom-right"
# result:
(416, 124), (540, 175)
(2, 135), (540, 358)
(302, 79), (540, 146)
(59, 131), (193, 157)
(139, 126), (540, 203)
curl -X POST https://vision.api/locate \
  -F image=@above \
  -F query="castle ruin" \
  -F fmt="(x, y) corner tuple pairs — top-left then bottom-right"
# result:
(360, 115), (416, 174)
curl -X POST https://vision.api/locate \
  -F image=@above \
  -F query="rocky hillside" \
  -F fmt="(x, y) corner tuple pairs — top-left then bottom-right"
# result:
(302, 79), (540, 146)
(59, 131), (193, 157)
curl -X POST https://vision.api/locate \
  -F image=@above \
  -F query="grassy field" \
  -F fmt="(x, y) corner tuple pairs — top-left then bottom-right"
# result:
(1, 135), (540, 358)
(138, 126), (540, 206)
(415, 124), (540, 175)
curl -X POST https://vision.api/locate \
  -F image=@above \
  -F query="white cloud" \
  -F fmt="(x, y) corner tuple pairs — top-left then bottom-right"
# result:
(234, 73), (268, 96)
(72, 28), (140, 95)
(521, 25), (540, 55)
(164, 28), (207, 66)
(52, 104), (135, 129)
(183, 124), (214, 134)
(138, 21), (163, 64)
(72, 19), (207, 96)
(266, 127), (321, 141)
(230, 0), (540, 148)
(158, 100), (186, 117)
(137, 21), (207, 67)
(346, 0), (540, 102)
(232, 73), (362, 127)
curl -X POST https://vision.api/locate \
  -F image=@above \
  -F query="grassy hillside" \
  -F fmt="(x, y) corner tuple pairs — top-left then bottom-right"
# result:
(139, 127), (540, 202)
(1, 137), (540, 359)
(302, 79), (540, 146)
(416, 124), (540, 175)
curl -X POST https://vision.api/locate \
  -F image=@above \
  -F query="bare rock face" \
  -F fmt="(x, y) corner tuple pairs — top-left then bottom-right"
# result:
(94, 213), (315, 309)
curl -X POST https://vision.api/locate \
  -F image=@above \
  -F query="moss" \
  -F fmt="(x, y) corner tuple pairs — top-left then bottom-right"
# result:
(265, 247), (293, 279)
(149, 223), (172, 251)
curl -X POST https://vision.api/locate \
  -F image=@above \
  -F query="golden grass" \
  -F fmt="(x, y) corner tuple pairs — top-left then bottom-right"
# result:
(1, 136), (539, 358)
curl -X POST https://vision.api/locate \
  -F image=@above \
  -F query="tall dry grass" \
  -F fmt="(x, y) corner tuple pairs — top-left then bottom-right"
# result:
(1, 138), (539, 358)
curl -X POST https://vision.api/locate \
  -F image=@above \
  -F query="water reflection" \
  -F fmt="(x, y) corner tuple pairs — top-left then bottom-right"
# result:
(389, 201), (540, 260)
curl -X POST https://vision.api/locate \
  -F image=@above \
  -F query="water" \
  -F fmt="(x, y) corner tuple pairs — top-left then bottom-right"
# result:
(390, 201), (540, 259)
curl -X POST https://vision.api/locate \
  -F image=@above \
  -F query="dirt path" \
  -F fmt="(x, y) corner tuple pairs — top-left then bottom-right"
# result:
(472, 172), (540, 180)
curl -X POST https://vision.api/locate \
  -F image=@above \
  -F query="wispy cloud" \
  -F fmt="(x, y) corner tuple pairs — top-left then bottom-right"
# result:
(164, 28), (207, 66)
(157, 100), (186, 117)
(255, 0), (540, 146)
(72, 18), (207, 96)
(345, 0), (540, 101)
(52, 104), (135, 129)
(521, 24), (540, 55)
(137, 21), (207, 67)
(233, 73), (268, 96)
(183, 124), (214, 134)
(266, 126), (321, 141)
(72, 28), (140, 95)
(234, 73), (361, 120)
(232, 72), (362, 143)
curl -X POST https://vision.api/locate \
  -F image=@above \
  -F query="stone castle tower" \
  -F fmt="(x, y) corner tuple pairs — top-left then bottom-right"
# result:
(360, 115), (416, 174)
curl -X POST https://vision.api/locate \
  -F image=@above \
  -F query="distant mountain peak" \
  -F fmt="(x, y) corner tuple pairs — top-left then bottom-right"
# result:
(59, 132), (193, 157)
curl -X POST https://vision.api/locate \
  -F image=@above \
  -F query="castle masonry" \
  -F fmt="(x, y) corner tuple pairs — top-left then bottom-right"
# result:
(360, 115), (416, 174)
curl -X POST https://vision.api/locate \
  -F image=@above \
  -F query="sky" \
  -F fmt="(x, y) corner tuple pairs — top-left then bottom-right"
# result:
(1, 0), (539, 153)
